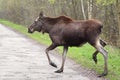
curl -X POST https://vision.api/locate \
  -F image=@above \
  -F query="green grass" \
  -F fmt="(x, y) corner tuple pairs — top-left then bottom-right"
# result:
(0, 19), (120, 80)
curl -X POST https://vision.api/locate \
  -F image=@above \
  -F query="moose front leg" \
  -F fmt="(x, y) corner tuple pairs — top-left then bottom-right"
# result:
(45, 44), (57, 68)
(92, 39), (107, 64)
(55, 46), (68, 73)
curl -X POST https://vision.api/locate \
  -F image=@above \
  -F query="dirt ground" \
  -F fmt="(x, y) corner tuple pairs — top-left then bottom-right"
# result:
(0, 24), (107, 80)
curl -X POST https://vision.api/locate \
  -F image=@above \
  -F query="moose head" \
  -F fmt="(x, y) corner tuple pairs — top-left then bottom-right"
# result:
(28, 12), (45, 33)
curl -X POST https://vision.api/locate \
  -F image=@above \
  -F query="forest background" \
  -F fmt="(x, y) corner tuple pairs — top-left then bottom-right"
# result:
(0, 0), (120, 47)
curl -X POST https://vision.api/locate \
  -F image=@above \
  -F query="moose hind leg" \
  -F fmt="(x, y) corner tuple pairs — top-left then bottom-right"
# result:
(92, 51), (99, 64)
(92, 39), (107, 64)
(95, 41), (108, 77)
(46, 44), (57, 68)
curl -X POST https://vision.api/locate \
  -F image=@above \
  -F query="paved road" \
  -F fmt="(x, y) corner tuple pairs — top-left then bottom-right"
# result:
(0, 24), (106, 80)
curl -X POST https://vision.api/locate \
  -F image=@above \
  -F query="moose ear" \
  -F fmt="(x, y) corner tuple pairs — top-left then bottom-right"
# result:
(39, 11), (44, 18)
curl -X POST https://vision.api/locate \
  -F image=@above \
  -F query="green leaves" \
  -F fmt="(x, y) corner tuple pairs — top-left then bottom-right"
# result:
(96, 0), (116, 6)
(48, 0), (56, 4)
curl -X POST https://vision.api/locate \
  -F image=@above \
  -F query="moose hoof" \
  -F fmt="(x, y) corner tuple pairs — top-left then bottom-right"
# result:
(55, 69), (63, 73)
(93, 56), (97, 64)
(98, 73), (107, 77)
(94, 58), (97, 64)
(50, 62), (57, 68)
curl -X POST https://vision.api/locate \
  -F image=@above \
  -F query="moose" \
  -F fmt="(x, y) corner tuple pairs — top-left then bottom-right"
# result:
(28, 12), (108, 77)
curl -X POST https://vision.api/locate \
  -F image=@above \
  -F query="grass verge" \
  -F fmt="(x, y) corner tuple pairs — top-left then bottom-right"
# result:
(0, 19), (120, 80)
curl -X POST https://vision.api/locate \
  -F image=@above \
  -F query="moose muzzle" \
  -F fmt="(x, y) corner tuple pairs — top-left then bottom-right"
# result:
(28, 28), (34, 33)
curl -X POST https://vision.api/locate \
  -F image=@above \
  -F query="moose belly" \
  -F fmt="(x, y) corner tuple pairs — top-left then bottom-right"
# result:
(61, 28), (87, 47)
(64, 37), (87, 47)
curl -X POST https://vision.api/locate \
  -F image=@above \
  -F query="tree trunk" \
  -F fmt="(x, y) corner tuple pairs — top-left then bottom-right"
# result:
(116, 0), (120, 47)
(116, 0), (120, 35)
(81, 0), (86, 20)
(71, 0), (77, 19)
(88, 0), (93, 19)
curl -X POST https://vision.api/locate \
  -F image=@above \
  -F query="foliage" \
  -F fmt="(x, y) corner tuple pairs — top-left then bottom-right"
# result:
(96, 0), (116, 6)
(0, 0), (119, 47)
(48, 0), (56, 4)
(0, 19), (120, 80)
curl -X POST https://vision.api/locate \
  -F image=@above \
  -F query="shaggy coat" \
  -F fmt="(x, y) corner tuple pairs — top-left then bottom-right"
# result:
(28, 12), (108, 77)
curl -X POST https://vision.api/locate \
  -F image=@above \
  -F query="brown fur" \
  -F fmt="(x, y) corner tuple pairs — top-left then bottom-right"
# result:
(41, 16), (103, 46)
(44, 16), (73, 25)
(28, 13), (108, 77)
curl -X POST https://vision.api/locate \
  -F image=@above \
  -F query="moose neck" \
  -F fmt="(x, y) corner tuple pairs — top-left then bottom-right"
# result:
(42, 24), (53, 33)
(42, 17), (58, 33)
